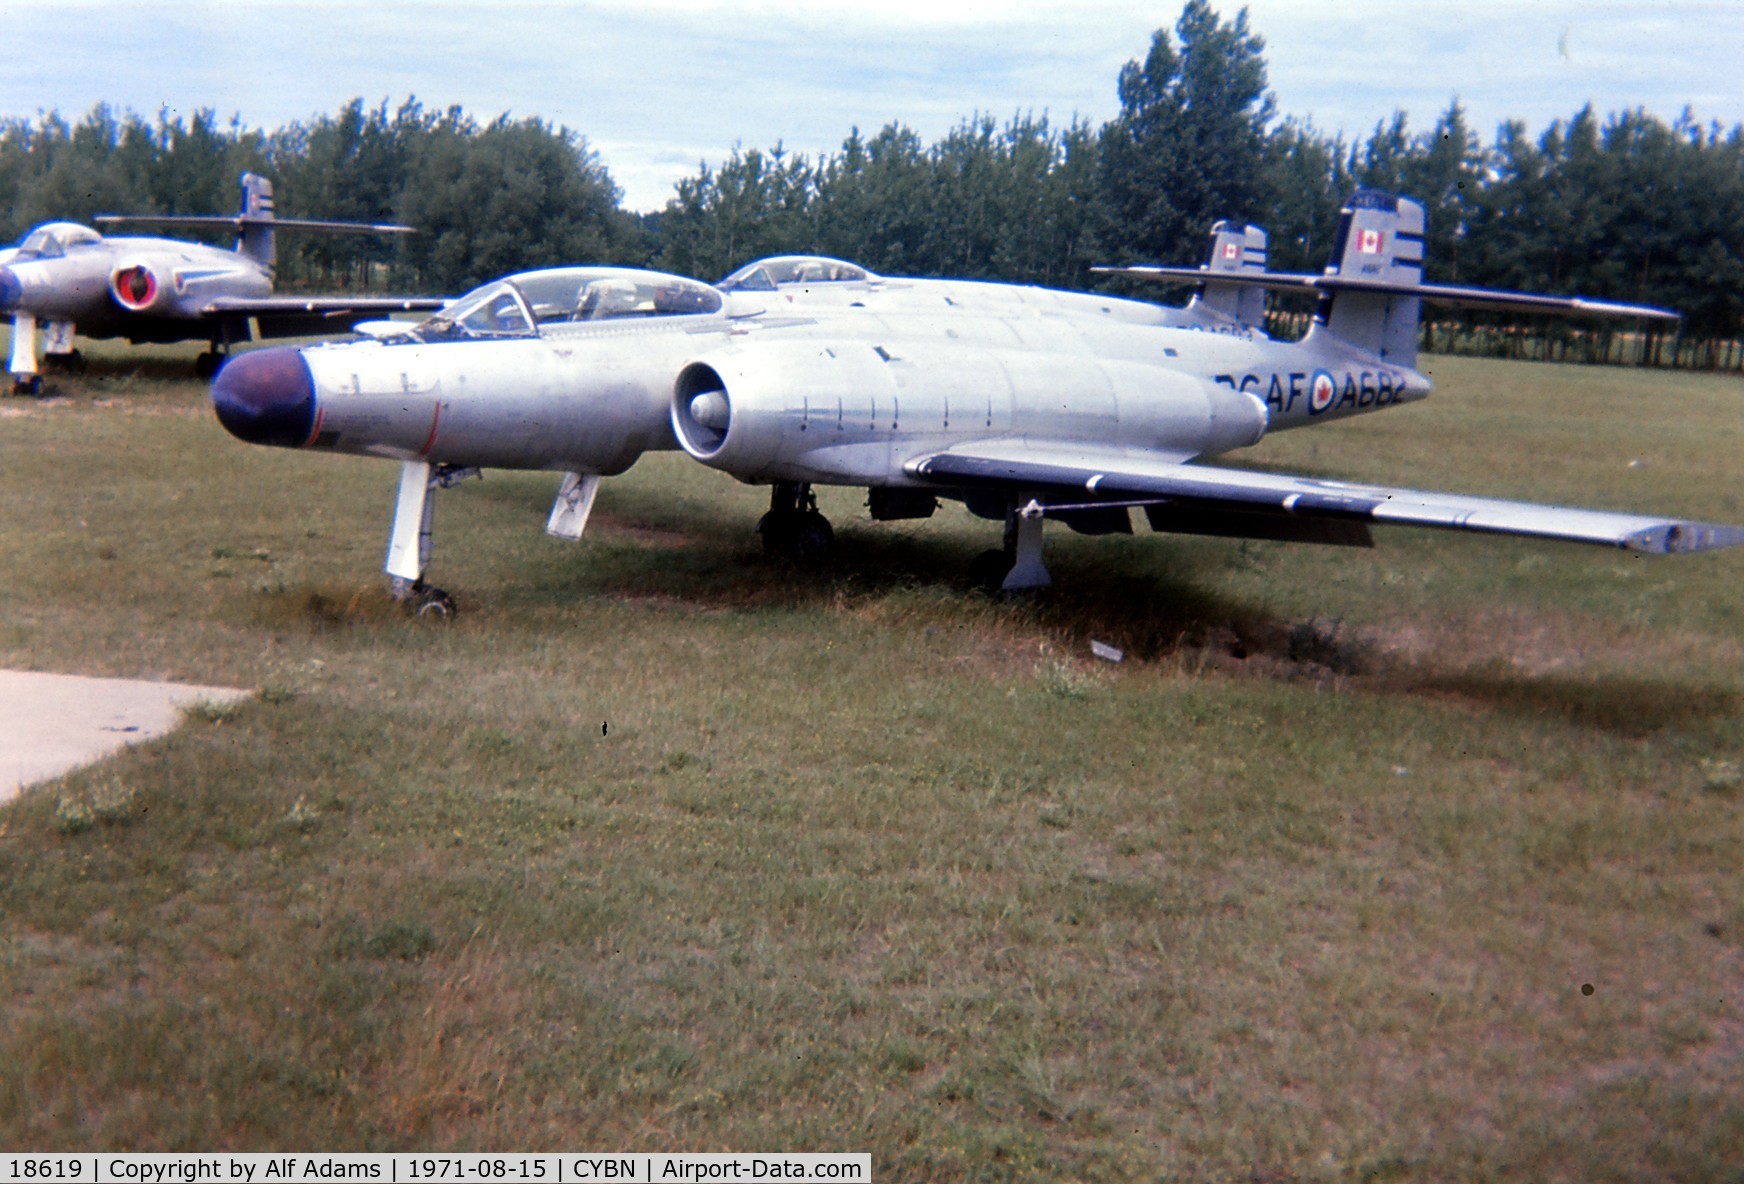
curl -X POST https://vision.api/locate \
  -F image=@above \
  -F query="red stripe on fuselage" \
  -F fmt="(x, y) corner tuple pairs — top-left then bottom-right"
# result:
(419, 403), (442, 457)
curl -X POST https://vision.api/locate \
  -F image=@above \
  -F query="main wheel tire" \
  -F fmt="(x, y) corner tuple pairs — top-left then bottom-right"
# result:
(790, 511), (835, 563)
(967, 548), (1013, 593)
(758, 510), (796, 557)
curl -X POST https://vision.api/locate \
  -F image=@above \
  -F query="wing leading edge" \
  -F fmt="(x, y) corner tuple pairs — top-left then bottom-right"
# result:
(906, 442), (1744, 555)
(1092, 264), (1681, 322)
(202, 295), (446, 339)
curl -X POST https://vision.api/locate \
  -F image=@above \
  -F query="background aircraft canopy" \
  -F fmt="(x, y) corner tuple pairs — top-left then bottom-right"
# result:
(717, 255), (873, 291)
(13, 223), (103, 259)
(417, 267), (723, 341)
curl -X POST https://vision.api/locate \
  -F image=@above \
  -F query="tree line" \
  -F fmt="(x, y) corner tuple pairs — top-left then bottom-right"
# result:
(2, 1), (1740, 343)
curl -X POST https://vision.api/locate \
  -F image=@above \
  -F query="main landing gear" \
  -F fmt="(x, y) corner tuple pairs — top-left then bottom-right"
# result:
(195, 349), (228, 380)
(969, 498), (1052, 594)
(758, 480), (835, 562)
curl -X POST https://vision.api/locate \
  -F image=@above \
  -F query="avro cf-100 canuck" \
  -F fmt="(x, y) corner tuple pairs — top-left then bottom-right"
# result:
(210, 190), (1744, 616)
(0, 172), (442, 394)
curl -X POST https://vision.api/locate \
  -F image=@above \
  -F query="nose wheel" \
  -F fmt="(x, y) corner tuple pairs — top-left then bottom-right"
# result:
(404, 580), (455, 621)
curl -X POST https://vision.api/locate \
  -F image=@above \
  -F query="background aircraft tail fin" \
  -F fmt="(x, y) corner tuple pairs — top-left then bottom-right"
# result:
(1314, 189), (1425, 367)
(1185, 220), (1269, 328)
(95, 172), (414, 275)
(237, 172), (277, 267)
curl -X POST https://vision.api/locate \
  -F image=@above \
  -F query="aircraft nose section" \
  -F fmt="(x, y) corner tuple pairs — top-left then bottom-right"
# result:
(0, 266), (21, 312)
(211, 346), (317, 448)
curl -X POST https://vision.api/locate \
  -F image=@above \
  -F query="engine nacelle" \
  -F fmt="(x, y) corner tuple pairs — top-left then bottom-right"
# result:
(671, 345), (898, 482)
(673, 338), (1272, 489)
(110, 261), (175, 314)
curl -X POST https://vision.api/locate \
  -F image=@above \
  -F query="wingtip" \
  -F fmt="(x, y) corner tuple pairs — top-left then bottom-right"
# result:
(1626, 522), (1744, 554)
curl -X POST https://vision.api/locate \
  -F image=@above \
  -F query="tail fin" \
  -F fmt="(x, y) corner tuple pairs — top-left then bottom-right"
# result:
(1315, 190), (1425, 366)
(1094, 188), (1675, 355)
(1186, 220), (1269, 328)
(237, 172), (276, 268)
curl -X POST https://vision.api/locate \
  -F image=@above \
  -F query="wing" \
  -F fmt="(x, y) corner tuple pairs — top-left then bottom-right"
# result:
(906, 440), (1744, 554)
(201, 295), (446, 339)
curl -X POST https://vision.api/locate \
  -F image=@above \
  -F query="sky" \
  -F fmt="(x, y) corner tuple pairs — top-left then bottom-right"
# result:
(2, 0), (1740, 212)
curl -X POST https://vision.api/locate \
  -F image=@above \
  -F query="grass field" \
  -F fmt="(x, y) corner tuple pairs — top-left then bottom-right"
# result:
(2, 344), (1742, 1181)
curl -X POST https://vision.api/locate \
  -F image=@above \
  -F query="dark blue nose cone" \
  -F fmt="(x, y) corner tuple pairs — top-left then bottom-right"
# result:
(0, 266), (21, 312)
(212, 346), (317, 448)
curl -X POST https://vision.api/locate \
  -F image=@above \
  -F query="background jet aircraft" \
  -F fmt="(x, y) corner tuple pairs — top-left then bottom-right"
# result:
(670, 191), (1734, 588)
(0, 172), (443, 394)
(720, 218), (1271, 337)
(209, 189), (1740, 614)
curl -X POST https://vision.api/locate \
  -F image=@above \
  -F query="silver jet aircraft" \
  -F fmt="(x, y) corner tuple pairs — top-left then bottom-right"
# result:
(0, 172), (442, 393)
(209, 189), (1743, 615)
(208, 225), (1260, 614)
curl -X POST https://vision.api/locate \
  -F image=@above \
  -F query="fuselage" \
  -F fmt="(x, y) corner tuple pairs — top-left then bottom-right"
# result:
(212, 263), (1432, 487)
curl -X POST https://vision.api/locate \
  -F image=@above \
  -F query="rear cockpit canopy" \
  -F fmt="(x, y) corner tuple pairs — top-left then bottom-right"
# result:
(717, 256), (875, 292)
(13, 222), (103, 259)
(413, 267), (723, 341)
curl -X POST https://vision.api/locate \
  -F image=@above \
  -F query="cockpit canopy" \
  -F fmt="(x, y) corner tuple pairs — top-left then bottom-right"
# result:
(414, 267), (724, 341)
(716, 255), (875, 292)
(12, 222), (103, 260)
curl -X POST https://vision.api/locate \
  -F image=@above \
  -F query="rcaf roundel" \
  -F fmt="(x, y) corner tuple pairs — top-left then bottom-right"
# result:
(1308, 369), (1338, 414)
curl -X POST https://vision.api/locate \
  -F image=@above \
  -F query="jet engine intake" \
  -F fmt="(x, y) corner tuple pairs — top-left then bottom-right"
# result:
(672, 362), (732, 458)
(110, 262), (173, 313)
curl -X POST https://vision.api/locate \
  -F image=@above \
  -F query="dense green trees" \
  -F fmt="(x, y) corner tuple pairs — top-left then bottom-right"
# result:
(0, 98), (630, 295)
(1, 2), (1740, 343)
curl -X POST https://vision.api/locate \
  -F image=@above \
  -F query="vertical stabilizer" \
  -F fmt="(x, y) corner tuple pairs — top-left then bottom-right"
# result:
(237, 173), (276, 269)
(1188, 220), (1269, 327)
(1316, 190), (1424, 366)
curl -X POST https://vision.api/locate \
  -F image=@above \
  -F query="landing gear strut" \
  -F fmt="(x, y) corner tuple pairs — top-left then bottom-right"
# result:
(969, 497), (1052, 594)
(758, 480), (834, 562)
(385, 459), (479, 620)
(9, 311), (41, 396)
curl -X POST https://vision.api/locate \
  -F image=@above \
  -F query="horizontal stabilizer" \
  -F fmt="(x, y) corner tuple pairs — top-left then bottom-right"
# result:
(96, 214), (417, 235)
(1095, 264), (1679, 322)
(907, 442), (1744, 555)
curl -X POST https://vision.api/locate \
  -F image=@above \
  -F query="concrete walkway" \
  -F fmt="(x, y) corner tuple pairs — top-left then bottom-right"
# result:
(1, 670), (251, 803)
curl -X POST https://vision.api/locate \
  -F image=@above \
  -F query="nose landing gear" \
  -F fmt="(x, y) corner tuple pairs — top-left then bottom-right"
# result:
(385, 459), (479, 621)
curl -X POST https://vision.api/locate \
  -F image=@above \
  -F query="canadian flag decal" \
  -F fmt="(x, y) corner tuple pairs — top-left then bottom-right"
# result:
(1222, 242), (1240, 261)
(1358, 228), (1384, 254)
